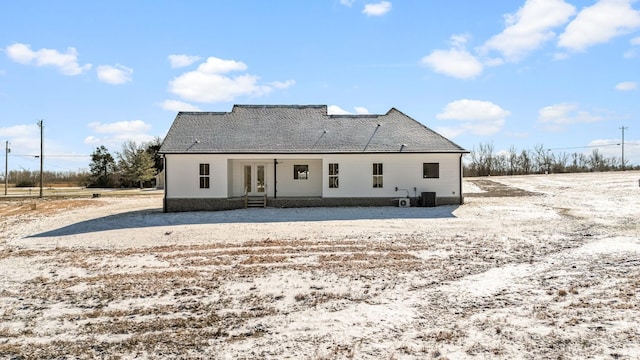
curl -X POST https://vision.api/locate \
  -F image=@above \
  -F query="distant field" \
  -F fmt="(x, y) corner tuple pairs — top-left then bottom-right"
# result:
(0, 186), (163, 199)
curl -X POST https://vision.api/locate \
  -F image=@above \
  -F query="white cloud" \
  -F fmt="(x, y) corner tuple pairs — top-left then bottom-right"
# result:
(615, 81), (637, 91)
(170, 73), (264, 103)
(85, 120), (154, 146)
(328, 105), (370, 115)
(437, 99), (511, 122)
(481, 0), (576, 61)
(96, 64), (133, 85)
(422, 34), (483, 79)
(158, 99), (202, 112)
(0, 124), (41, 157)
(269, 80), (296, 89)
(88, 120), (150, 134)
(168, 56), (294, 103)
(5, 42), (92, 75)
(623, 49), (637, 58)
(435, 99), (510, 137)
(450, 34), (471, 48)
(328, 105), (350, 115)
(363, 1), (392, 16)
(585, 138), (639, 164)
(168, 54), (202, 68)
(340, 0), (356, 6)
(0, 124), (38, 138)
(537, 103), (604, 131)
(83, 136), (101, 145)
(354, 106), (370, 114)
(0, 124), (63, 161)
(0, 124), (78, 167)
(558, 0), (640, 52)
(421, 48), (483, 79)
(624, 37), (640, 57)
(198, 57), (247, 73)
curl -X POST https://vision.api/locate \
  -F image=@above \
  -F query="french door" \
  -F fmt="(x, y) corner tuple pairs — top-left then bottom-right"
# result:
(243, 163), (266, 196)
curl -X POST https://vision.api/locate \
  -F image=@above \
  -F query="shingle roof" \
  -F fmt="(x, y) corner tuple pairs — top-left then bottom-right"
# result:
(159, 105), (468, 154)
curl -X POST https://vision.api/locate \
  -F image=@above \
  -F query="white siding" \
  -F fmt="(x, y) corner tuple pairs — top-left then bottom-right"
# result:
(274, 159), (322, 197)
(165, 154), (228, 198)
(165, 153), (461, 200)
(322, 153), (461, 198)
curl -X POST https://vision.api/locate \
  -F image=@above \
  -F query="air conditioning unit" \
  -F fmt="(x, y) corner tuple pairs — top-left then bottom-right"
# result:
(398, 198), (410, 207)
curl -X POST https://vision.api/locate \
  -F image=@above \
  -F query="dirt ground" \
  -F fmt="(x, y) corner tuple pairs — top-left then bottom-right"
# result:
(1, 172), (639, 359)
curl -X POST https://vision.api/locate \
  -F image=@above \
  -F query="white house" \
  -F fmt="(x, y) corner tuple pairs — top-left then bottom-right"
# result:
(159, 105), (468, 212)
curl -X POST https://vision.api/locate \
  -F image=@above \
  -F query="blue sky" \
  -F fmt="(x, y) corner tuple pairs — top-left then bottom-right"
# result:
(1, 0), (639, 172)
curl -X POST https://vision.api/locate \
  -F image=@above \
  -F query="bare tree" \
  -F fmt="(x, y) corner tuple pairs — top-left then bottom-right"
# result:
(589, 149), (604, 171)
(478, 142), (495, 176)
(508, 145), (518, 175)
(519, 149), (532, 175)
(533, 144), (551, 173)
(551, 152), (570, 173)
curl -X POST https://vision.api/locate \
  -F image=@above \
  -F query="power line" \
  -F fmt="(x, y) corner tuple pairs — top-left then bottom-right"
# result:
(547, 143), (620, 151)
(4, 154), (90, 157)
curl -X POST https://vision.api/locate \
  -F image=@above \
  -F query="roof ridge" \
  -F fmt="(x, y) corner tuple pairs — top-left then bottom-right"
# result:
(329, 114), (380, 118)
(232, 104), (327, 110)
(178, 111), (226, 115)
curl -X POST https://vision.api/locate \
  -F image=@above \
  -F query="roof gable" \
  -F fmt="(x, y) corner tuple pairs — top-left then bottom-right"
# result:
(159, 105), (467, 154)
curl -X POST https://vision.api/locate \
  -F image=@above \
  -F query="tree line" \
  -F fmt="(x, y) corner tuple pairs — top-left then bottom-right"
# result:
(464, 142), (639, 177)
(3, 138), (163, 188)
(5, 169), (88, 188)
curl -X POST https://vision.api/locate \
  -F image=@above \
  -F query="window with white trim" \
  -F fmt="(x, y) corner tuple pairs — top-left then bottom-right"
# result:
(372, 163), (383, 188)
(199, 163), (210, 189)
(328, 163), (339, 188)
(294, 165), (309, 180)
(423, 163), (440, 178)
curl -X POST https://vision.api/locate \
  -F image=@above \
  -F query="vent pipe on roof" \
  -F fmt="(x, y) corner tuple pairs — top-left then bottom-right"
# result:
(313, 130), (328, 148)
(363, 124), (381, 152)
(186, 139), (200, 151)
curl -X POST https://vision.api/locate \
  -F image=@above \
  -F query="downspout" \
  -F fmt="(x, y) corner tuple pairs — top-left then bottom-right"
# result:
(459, 153), (464, 205)
(274, 159), (278, 199)
(163, 155), (168, 213)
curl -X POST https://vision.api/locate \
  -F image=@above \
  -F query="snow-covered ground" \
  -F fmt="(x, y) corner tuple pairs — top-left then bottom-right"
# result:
(1, 171), (639, 359)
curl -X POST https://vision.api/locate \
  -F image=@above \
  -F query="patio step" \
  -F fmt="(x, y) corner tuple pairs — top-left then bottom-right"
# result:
(246, 196), (266, 208)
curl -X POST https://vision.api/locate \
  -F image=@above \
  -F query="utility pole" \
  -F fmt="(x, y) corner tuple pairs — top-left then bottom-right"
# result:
(4, 141), (9, 196)
(38, 120), (43, 198)
(620, 126), (628, 171)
